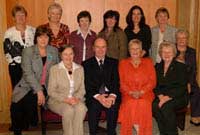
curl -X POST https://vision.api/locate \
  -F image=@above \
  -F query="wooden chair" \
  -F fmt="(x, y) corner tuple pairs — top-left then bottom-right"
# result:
(176, 107), (188, 130)
(40, 107), (106, 135)
(40, 107), (62, 135)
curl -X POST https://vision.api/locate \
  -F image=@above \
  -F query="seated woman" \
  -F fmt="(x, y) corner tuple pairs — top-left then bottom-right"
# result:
(152, 41), (189, 135)
(48, 45), (87, 135)
(118, 39), (156, 135)
(11, 26), (59, 135)
(176, 29), (200, 126)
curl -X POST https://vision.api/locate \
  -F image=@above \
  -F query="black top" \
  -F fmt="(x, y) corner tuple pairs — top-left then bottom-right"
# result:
(42, 56), (47, 65)
(82, 56), (120, 103)
(154, 60), (189, 105)
(124, 24), (152, 57)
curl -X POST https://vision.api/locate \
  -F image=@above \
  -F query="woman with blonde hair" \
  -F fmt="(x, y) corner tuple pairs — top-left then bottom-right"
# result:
(40, 3), (70, 52)
(118, 39), (156, 135)
(153, 41), (188, 135)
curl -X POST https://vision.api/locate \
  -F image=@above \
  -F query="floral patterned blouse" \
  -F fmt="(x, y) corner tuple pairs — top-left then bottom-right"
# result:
(41, 23), (70, 51)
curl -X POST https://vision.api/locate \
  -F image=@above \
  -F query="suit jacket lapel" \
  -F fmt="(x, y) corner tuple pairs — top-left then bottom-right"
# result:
(33, 46), (43, 75)
(164, 60), (175, 77)
(59, 68), (70, 89)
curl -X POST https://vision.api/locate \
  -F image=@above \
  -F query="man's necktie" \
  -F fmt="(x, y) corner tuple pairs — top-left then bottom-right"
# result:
(99, 59), (105, 94)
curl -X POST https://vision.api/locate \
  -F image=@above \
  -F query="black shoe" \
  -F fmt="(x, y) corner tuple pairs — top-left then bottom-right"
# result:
(9, 126), (13, 131)
(190, 120), (200, 126)
(14, 131), (22, 135)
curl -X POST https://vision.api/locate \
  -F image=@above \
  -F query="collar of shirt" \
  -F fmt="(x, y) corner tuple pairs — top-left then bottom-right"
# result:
(95, 57), (105, 65)
(76, 27), (92, 38)
(58, 61), (80, 71)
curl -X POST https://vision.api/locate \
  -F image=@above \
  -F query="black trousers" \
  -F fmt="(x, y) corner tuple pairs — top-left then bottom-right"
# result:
(9, 64), (22, 88)
(190, 85), (200, 117)
(152, 98), (188, 135)
(10, 91), (38, 133)
(87, 98), (120, 135)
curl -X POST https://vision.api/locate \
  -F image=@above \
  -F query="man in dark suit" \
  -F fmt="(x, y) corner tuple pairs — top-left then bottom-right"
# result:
(82, 37), (120, 135)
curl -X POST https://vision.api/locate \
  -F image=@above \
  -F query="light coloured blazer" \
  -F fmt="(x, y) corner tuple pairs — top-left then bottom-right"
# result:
(12, 45), (59, 103)
(150, 24), (177, 64)
(48, 62), (85, 105)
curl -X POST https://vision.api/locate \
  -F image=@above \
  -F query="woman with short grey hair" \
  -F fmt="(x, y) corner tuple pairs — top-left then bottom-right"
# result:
(176, 29), (200, 126)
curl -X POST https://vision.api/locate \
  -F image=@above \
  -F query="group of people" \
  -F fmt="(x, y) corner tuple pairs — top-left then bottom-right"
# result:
(3, 2), (200, 135)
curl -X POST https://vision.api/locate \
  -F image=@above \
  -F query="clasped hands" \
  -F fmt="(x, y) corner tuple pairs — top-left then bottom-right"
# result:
(96, 94), (116, 108)
(129, 90), (144, 99)
(158, 94), (172, 108)
(64, 97), (80, 105)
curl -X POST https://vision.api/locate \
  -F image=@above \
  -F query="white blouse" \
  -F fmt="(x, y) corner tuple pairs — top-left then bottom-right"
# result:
(4, 25), (35, 65)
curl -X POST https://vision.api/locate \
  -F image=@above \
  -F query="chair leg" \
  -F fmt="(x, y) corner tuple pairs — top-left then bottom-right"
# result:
(176, 112), (186, 131)
(40, 107), (46, 135)
(41, 120), (46, 135)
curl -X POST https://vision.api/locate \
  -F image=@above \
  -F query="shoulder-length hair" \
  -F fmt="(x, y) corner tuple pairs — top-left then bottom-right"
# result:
(34, 26), (51, 44)
(126, 5), (146, 30)
(100, 10), (121, 32)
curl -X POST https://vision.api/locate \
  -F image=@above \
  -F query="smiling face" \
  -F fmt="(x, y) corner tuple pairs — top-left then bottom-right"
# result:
(37, 34), (49, 48)
(156, 12), (169, 25)
(161, 46), (175, 63)
(105, 17), (117, 29)
(14, 11), (26, 25)
(61, 47), (74, 66)
(48, 7), (62, 23)
(79, 17), (90, 31)
(129, 43), (142, 59)
(132, 9), (142, 24)
(176, 32), (188, 52)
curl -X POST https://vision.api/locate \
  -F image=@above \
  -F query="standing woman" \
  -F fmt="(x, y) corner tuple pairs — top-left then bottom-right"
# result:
(125, 5), (151, 57)
(11, 26), (59, 135)
(3, 5), (35, 89)
(176, 29), (200, 125)
(70, 11), (96, 64)
(151, 7), (177, 64)
(41, 3), (70, 52)
(98, 10), (127, 59)
(48, 45), (87, 135)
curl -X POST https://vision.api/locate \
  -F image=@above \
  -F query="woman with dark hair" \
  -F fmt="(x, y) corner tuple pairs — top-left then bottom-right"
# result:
(11, 26), (59, 135)
(98, 10), (127, 59)
(48, 45), (87, 135)
(70, 10), (96, 64)
(125, 5), (151, 57)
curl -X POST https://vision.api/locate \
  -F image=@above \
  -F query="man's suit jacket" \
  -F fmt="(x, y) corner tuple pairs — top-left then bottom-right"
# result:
(82, 56), (120, 104)
(48, 62), (86, 105)
(151, 24), (177, 64)
(12, 45), (59, 103)
(154, 60), (189, 105)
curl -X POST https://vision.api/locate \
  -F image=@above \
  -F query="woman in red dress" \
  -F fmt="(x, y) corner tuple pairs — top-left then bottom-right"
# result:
(118, 39), (156, 135)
